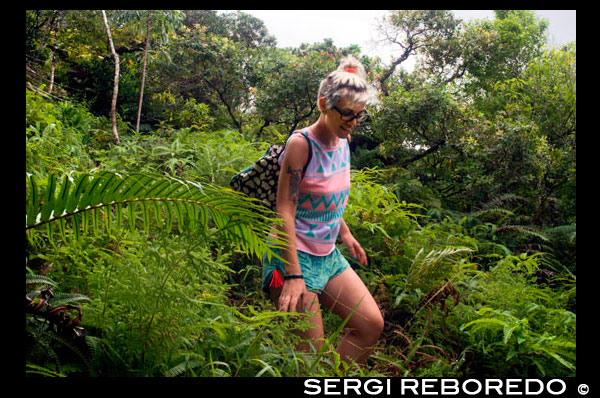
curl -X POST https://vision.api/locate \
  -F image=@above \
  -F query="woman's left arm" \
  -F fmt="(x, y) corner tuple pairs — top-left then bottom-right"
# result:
(339, 218), (368, 266)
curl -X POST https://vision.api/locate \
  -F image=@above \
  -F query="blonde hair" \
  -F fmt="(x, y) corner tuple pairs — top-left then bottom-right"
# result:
(317, 55), (377, 110)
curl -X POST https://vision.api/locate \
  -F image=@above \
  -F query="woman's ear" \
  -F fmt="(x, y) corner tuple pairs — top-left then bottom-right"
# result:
(318, 97), (328, 113)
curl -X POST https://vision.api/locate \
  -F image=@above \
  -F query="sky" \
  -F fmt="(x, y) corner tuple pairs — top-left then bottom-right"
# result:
(218, 10), (576, 71)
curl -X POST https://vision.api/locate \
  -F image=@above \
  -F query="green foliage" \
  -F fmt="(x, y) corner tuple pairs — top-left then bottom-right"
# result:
(254, 42), (343, 134)
(343, 168), (424, 274)
(25, 9), (574, 379)
(457, 254), (576, 376)
(26, 90), (97, 178)
(26, 273), (92, 376)
(26, 170), (284, 261)
(150, 90), (215, 132)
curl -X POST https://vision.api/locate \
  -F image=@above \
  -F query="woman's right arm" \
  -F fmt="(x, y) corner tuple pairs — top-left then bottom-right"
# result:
(274, 135), (309, 312)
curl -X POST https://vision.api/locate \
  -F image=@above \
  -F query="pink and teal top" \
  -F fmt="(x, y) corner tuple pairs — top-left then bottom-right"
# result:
(279, 128), (350, 256)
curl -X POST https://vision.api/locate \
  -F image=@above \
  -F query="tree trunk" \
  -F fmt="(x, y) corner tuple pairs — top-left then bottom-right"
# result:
(48, 11), (63, 94)
(136, 10), (151, 133)
(101, 10), (121, 145)
(38, 14), (53, 51)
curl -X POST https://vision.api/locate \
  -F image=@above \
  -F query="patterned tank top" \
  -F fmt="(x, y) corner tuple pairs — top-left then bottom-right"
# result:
(278, 128), (350, 256)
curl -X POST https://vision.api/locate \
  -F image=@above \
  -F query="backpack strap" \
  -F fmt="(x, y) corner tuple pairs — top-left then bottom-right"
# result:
(293, 129), (312, 177)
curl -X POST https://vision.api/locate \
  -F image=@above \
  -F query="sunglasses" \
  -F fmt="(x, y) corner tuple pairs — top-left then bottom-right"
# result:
(331, 105), (370, 123)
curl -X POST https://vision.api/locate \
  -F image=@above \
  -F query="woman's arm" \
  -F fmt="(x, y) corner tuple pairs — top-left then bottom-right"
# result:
(339, 218), (368, 266)
(274, 135), (310, 312)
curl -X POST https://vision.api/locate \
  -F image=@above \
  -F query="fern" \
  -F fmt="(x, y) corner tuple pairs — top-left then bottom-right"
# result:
(406, 246), (474, 291)
(166, 355), (204, 377)
(460, 306), (576, 373)
(545, 224), (576, 243)
(496, 225), (549, 242)
(26, 171), (286, 260)
(26, 363), (66, 377)
(26, 274), (58, 287)
(51, 293), (92, 306)
(470, 208), (514, 219)
(482, 194), (528, 209)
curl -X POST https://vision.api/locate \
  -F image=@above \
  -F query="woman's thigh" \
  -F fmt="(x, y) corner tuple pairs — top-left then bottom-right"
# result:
(319, 267), (383, 335)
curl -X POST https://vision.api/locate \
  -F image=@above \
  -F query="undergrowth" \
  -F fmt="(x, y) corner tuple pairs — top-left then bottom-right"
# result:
(25, 92), (575, 377)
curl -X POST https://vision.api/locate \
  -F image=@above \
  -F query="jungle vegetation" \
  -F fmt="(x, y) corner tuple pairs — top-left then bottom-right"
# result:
(25, 10), (575, 378)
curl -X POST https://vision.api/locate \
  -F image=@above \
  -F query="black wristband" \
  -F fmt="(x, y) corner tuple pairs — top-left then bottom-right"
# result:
(284, 274), (304, 280)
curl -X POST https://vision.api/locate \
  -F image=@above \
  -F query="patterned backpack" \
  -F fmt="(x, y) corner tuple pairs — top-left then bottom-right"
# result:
(229, 130), (312, 212)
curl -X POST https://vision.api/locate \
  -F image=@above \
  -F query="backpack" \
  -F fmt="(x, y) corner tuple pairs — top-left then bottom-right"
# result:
(229, 129), (312, 212)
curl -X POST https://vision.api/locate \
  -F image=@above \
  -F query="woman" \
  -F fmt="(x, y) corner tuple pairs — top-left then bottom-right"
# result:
(262, 55), (384, 366)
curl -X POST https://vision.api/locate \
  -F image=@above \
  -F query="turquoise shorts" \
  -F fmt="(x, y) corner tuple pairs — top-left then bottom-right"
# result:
(262, 246), (350, 294)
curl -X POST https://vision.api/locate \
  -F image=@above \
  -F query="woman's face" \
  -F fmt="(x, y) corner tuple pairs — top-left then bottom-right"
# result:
(324, 97), (366, 140)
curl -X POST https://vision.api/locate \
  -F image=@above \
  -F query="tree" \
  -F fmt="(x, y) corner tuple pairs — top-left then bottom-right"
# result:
(136, 10), (151, 133)
(219, 10), (276, 49)
(101, 10), (120, 145)
(48, 10), (64, 94)
(156, 26), (258, 133)
(253, 44), (340, 135)
(374, 10), (460, 95)
(111, 10), (184, 131)
(371, 83), (469, 188)
(493, 45), (576, 226)
(448, 10), (548, 105)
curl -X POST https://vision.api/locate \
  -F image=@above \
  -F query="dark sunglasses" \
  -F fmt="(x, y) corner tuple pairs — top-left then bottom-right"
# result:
(331, 105), (370, 123)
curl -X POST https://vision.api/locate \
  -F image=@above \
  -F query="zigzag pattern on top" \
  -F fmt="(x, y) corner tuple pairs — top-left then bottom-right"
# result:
(297, 188), (349, 211)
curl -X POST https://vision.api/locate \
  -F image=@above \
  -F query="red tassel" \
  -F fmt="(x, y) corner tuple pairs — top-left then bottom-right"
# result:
(269, 269), (284, 288)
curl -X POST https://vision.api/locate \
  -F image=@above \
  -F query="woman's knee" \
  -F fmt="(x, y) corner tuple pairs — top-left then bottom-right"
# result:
(352, 306), (384, 344)
(368, 310), (385, 341)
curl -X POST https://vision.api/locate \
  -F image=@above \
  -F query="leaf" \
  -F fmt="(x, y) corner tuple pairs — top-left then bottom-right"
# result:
(78, 171), (105, 210)
(141, 200), (150, 233)
(66, 174), (88, 213)
(506, 349), (518, 361)
(461, 318), (506, 333)
(53, 174), (71, 220)
(26, 274), (58, 287)
(128, 201), (137, 232)
(162, 201), (173, 233)
(26, 171), (279, 259)
(98, 171), (119, 205)
(104, 205), (112, 234)
(26, 174), (38, 227)
(40, 173), (57, 222)
(115, 203), (123, 230)
(173, 200), (185, 233)
(541, 348), (576, 370)
(503, 323), (519, 344)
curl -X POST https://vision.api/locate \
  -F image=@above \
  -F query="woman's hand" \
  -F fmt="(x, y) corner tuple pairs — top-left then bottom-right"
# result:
(341, 231), (368, 266)
(278, 278), (307, 312)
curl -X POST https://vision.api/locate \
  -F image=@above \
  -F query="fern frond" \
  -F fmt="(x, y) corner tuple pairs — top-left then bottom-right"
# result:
(471, 208), (515, 219)
(26, 274), (58, 287)
(26, 363), (66, 377)
(51, 293), (92, 305)
(26, 171), (286, 259)
(43, 332), (90, 368)
(165, 355), (204, 377)
(483, 194), (528, 209)
(406, 246), (474, 290)
(496, 225), (549, 242)
(544, 224), (576, 243)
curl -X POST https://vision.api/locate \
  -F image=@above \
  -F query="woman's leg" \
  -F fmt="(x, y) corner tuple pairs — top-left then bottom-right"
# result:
(319, 267), (384, 365)
(270, 286), (325, 352)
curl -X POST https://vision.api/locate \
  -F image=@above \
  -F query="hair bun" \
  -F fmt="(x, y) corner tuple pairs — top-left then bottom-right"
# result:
(336, 55), (366, 78)
(318, 54), (378, 108)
